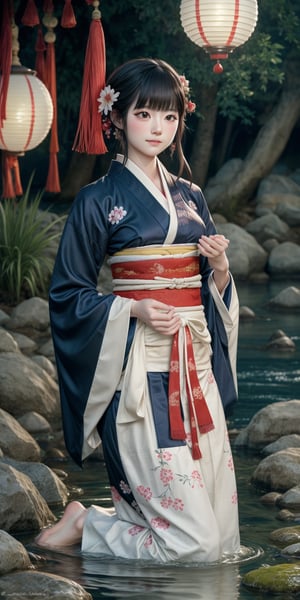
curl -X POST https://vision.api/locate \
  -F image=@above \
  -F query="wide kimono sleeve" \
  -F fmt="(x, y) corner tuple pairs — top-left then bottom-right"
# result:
(49, 185), (134, 466)
(180, 180), (239, 414)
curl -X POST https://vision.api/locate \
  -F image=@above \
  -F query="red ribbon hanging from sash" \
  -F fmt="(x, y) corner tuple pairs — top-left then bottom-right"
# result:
(168, 326), (214, 459)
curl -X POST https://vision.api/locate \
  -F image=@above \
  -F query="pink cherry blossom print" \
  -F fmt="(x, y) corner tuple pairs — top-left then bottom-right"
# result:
(108, 206), (127, 225)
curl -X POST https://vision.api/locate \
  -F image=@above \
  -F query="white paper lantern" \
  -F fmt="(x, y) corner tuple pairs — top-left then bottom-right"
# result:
(180, 0), (258, 72)
(0, 66), (53, 153)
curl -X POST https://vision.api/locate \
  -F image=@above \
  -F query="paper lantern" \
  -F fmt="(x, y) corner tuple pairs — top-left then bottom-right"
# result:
(0, 65), (53, 153)
(180, 0), (258, 73)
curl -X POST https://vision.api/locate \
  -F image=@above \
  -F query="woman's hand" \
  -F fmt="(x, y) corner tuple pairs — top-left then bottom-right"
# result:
(198, 234), (230, 293)
(131, 298), (181, 335)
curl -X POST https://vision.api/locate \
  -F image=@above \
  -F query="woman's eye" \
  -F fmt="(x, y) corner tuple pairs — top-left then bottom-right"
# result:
(135, 111), (149, 118)
(166, 114), (178, 121)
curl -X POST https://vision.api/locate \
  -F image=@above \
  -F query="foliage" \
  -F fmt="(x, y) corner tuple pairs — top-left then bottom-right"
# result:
(0, 176), (62, 303)
(217, 34), (284, 124)
(13, 0), (300, 189)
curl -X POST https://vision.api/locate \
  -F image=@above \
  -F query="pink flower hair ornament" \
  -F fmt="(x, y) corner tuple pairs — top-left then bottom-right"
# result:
(179, 75), (196, 114)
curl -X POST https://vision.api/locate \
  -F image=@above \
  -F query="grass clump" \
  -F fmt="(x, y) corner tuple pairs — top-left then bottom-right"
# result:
(0, 176), (62, 304)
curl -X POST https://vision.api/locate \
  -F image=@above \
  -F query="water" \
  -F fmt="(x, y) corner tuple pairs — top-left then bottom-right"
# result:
(27, 279), (300, 599)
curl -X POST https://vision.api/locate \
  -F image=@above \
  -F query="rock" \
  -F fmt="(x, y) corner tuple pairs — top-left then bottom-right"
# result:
(260, 491), (282, 505)
(0, 409), (41, 461)
(0, 463), (55, 532)
(10, 331), (38, 354)
(239, 306), (256, 319)
(5, 297), (50, 331)
(276, 196), (300, 226)
(251, 448), (300, 492)
(38, 338), (55, 361)
(0, 352), (60, 420)
(269, 525), (300, 547)
(0, 530), (32, 575)
(264, 330), (296, 352)
(269, 286), (300, 309)
(262, 434), (300, 456)
(0, 328), (20, 353)
(256, 173), (300, 204)
(281, 542), (300, 557)
(262, 238), (279, 252)
(277, 485), (300, 510)
(216, 223), (268, 278)
(204, 158), (243, 211)
(242, 563), (300, 594)
(268, 242), (300, 277)
(245, 213), (290, 244)
(277, 509), (300, 522)
(234, 400), (300, 449)
(17, 411), (52, 434)
(0, 571), (93, 599)
(31, 354), (57, 379)
(0, 458), (69, 506)
(0, 309), (10, 326)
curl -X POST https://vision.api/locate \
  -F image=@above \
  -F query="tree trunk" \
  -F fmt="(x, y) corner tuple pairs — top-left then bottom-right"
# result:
(204, 60), (300, 215)
(189, 83), (218, 189)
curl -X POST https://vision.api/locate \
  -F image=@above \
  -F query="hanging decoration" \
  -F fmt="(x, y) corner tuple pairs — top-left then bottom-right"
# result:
(0, 0), (13, 129)
(0, 0), (106, 198)
(0, 15), (53, 198)
(180, 0), (258, 73)
(42, 1), (61, 193)
(72, 0), (107, 154)
(61, 0), (77, 28)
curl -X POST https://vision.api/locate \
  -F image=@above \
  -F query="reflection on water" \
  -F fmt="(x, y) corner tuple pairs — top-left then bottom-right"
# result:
(29, 542), (263, 600)
(24, 280), (299, 599)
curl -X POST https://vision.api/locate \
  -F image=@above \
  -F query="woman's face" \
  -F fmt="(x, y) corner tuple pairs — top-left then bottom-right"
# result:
(122, 103), (179, 164)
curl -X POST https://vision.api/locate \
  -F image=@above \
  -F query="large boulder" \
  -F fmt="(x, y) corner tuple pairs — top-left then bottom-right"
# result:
(5, 297), (50, 332)
(268, 242), (300, 277)
(0, 458), (69, 506)
(234, 400), (300, 449)
(243, 563), (300, 594)
(0, 571), (93, 600)
(245, 214), (290, 244)
(216, 223), (267, 278)
(0, 409), (41, 461)
(0, 352), (59, 420)
(251, 449), (300, 492)
(0, 463), (55, 532)
(0, 530), (32, 575)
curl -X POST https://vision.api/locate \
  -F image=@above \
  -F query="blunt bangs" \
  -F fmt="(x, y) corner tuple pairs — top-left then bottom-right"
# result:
(134, 70), (184, 115)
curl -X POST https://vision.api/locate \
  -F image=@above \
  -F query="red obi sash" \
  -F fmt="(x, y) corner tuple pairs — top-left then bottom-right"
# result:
(112, 253), (214, 459)
(112, 255), (202, 307)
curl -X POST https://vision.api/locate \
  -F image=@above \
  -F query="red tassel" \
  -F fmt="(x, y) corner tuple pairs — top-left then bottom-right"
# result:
(61, 0), (76, 28)
(72, 8), (107, 154)
(45, 42), (59, 153)
(2, 152), (23, 199)
(0, 0), (13, 128)
(45, 152), (60, 193)
(21, 0), (40, 27)
(45, 40), (60, 192)
(35, 26), (47, 84)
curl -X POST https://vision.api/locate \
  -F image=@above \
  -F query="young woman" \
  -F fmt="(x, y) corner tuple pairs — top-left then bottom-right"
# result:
(36, 57), (240, 563)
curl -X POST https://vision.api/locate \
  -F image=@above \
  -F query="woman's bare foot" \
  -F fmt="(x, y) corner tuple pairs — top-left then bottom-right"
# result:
(35, 501), (87, 548)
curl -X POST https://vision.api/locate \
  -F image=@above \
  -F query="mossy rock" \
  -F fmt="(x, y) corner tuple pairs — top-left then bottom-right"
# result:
(243, 563), (300, 593)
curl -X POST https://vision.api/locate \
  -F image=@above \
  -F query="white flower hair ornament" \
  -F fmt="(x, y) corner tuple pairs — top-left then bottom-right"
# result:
(97, 85), (120, 116)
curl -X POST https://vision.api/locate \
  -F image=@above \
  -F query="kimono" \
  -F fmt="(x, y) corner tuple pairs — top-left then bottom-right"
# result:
(49, 155), (240, 563)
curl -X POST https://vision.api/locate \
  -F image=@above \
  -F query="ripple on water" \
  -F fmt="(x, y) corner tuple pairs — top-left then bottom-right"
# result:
(28, 542), (264, 600)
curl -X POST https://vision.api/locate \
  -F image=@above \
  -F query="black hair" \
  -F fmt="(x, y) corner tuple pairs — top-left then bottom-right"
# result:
(106, 58), (191, 180)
